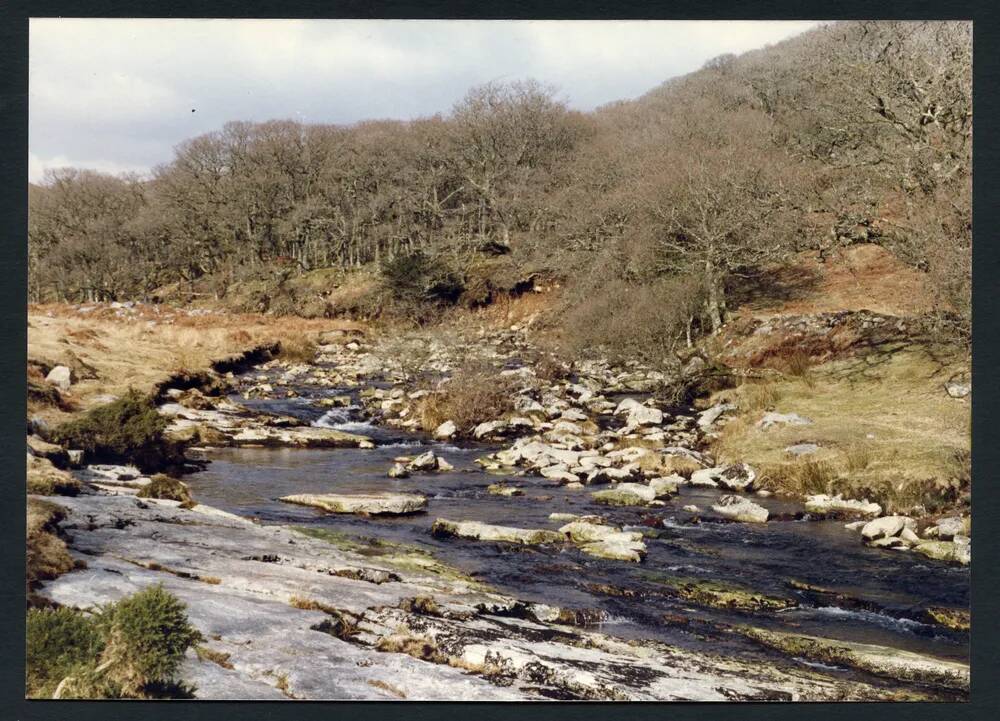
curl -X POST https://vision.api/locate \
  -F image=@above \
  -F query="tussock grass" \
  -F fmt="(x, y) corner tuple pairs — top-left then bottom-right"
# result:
(137, 474), (194, 507)
(27, 499), (77, 599)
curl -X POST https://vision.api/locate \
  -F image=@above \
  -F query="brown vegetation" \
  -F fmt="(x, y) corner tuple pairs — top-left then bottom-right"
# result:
(28, 22), (970, 347)
(418, 363), (518, 433)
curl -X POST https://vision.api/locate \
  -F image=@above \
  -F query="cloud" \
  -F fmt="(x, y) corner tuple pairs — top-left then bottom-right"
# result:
(29, 19), (819, 183)
(28, 151), (149, 184)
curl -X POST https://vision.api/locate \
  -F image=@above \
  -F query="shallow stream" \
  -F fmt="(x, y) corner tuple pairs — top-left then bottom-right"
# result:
(186, 370), (970, 678)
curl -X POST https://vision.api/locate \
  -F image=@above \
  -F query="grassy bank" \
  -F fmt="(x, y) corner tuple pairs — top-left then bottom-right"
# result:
(708, 347), (970, 515)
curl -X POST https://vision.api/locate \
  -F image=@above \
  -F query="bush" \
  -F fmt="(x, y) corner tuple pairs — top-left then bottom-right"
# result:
(558, 275), (706, 366)
(418, 364), (518, 433)
(50, 390), (184, 472)
(27, 585), (200, 699)
(26, 607), (104, 698)
(95, 584), (202, 696)
(380, 250), (465, 319)
(137, 474), (195, 507)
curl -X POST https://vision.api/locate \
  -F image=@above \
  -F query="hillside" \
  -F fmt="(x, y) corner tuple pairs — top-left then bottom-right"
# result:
(27, 21), (970, 358)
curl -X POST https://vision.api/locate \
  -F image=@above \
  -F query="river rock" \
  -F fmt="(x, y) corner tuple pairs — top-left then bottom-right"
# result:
(649, 476), (681, 498)
(712, 495), (769, 523)
(431, 519), (564, 545)
(758, 412), (812, 430)
(912, 541), (971, 565)
(387, 463), (410, 479)
(689, 468), (720, 487)
(615, 398), (663, 427)
(407, 450), (452, 472)
(473, 420), (507, 439)
(715, 463), (756, 492)
(737, 626), (968, 692)
(804, 494), (882, 518)
(45, 364), (73, 390)
(931, 516), (967, 541)
(280, 493), (428, 516)
(27, 435), (69, 467)
(860, 516), (912, 542)
(539, 465), (580, 484)
(231, 426), (372, 449)
(592, 483), (657, 507)
(559, 520), (647, 562)
(434, 420), (457, 440)
(486, 483), (524, 497)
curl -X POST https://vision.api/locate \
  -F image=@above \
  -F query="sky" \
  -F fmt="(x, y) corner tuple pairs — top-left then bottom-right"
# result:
(29, 19), (820, 184)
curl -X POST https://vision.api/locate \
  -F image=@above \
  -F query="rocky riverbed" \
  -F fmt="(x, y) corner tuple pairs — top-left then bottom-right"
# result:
(32, 326), (970, 700)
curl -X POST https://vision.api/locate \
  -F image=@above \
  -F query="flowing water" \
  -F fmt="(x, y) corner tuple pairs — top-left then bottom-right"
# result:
(185, 372), (970, 677)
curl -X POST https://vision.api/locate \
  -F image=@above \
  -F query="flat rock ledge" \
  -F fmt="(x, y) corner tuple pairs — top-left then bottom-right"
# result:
(34, 492), (960, 700)
(280, 493), (428, 516)
(736, 627), (969, 693)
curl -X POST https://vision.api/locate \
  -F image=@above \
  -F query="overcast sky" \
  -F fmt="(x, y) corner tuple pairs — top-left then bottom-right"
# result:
(29, 19), (819, 183)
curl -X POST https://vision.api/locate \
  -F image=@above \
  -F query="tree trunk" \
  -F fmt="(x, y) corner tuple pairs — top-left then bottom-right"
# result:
(705, 259), (725, 334)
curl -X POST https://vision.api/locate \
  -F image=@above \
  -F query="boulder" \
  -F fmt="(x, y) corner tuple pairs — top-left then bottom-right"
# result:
(45, 365), (73, 390)
(434, 420), (457, 440)
(860, 516), (912, 542)
(280, 493), (427, 516)
(27, 435), (69, 467)
(697, 402), (734, 429)
(486, 483), (524, 497)
(933, 517), (966, 541)
(614, 398), (663, 427)
(712, 495), (769, 523)
(945, 382), (970, 399)
(431, 519), (563, 545)
(804, 494), (882, 519)
(473, 420), (507, 439)
(715, 463), (756, 492)
(913, 541), (971, 566)
(649, 476), (682, 498)
(559, 520), (646, 562)
(591, 483), (657, 507)
(387, 463), (410, 479)
(407, 450), (451, 472)
(688, 468), (721, 487)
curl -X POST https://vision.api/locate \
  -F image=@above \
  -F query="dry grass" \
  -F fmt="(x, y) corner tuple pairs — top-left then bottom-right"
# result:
(375, 630), (447, 664)
(418, 363), (518, 433)
(194, 646), (233, 670)
(367, 679), (407, 699)
(713, 348), (970, 515)
(27, 499), (76, 597)
(28, 303), (366, 424)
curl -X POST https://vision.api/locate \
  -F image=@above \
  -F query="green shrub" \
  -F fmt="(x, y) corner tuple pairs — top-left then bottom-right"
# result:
(380, 250), (465, 319)
(26, 584), (202, 699)
(51, 390), (184, 472)
(137, 474), (195, 507)
(95, 584), (202, 695)
(26, 606), (104, 698)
